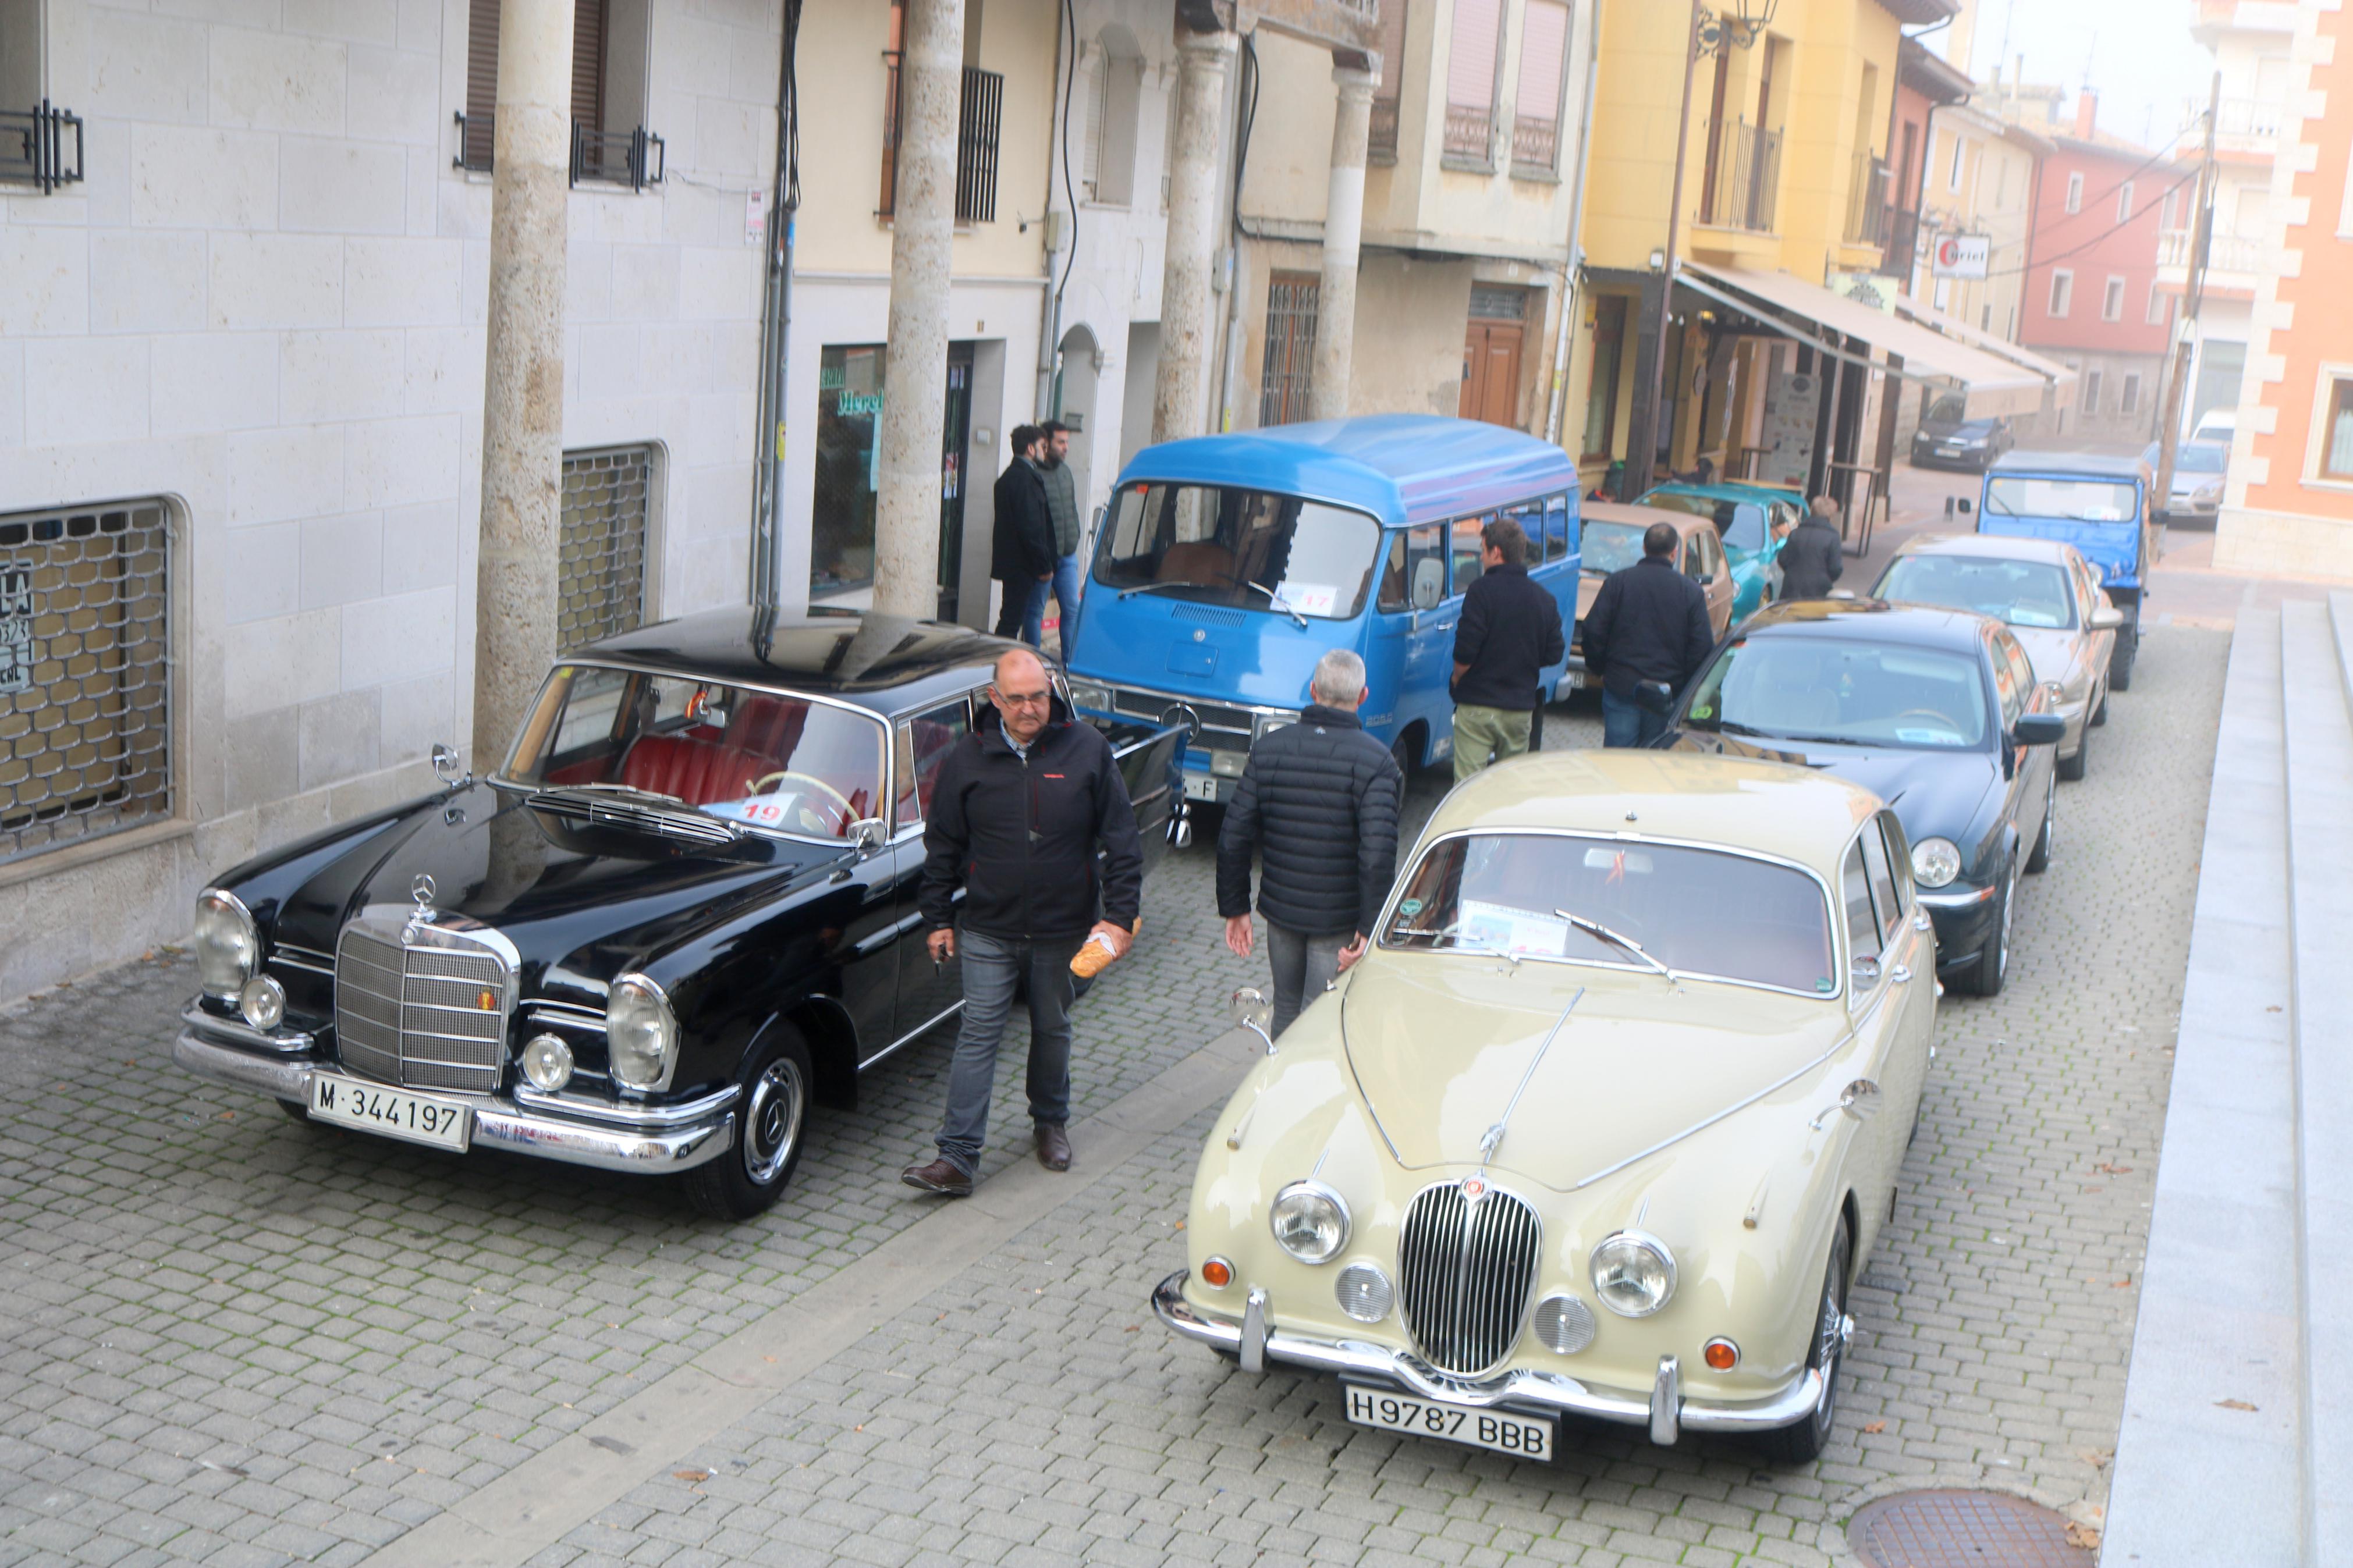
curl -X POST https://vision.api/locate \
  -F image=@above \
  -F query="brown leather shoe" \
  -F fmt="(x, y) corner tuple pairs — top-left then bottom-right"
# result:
(1036, 1122), (1071, 1172)
(899, 1157), (973, 1196)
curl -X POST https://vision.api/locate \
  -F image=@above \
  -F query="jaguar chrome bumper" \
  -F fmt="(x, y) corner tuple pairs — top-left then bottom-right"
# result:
(174, 1007), (736, 1175)
(1151, 1268), (1840, 1445)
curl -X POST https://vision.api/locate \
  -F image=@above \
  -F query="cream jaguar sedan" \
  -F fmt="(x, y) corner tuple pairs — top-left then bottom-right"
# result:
(1152, 751), (1935, 1464)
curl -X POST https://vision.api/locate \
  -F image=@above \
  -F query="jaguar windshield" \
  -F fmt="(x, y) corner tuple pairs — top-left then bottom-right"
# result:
(1382, 833), (1837, 995)
(1093, 483), (1380, 620)
(503, 665), (887, 841)
(1876, 556), (2077, 630)
(1682, 636), (1992, 751)
(1983, 475), (2138, 523)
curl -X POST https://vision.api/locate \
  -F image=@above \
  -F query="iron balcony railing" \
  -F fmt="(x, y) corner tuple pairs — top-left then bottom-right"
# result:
(1699, 117), (1780, 233)
(1443, 102), (1493, 166)
(0, 101), (85, 195)
(1512, 113), (1559, 173)
(1877, 206), (1921, 280)
(1846, 152), (1890, 246)
(572, 122), (665, 191)
(878, 56), (1005, 224)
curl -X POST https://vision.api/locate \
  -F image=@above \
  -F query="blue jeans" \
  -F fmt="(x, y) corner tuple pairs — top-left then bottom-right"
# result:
(1028, 552), (1084, 649)
(935, 929), (1083, 1178)
(1602, 689), (1670, 748)
(1266, 923), (1347, 1037)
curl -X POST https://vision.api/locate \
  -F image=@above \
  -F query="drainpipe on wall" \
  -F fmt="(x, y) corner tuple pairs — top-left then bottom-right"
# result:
(1543, 0), (1603, 449)
(1037, 0), (1073, 420)
(750, 0), (803, 611)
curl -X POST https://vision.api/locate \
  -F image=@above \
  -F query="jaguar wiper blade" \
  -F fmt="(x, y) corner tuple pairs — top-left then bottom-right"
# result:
(1555, 911), (1680, 989)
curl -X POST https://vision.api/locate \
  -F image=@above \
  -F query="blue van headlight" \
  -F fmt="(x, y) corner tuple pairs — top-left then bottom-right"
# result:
(1252, 712), (1296, 741)
(1068, 678), (1113, 712)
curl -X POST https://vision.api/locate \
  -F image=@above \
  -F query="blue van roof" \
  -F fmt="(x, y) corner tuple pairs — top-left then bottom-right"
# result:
(1112, 414), (1580, 527)
(1989, 447), (2152, 479)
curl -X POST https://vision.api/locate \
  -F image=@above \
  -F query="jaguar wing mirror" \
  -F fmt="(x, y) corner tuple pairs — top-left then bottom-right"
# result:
(1231, 986), (1275, 1053)
(1809, 1078), (1884, 1129)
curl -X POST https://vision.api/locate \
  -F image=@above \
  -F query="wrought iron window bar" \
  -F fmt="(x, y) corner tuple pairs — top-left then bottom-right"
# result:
(0, 101), (86, 195)
(452, 111), (663, 191)
(876, 58), (1006, 224)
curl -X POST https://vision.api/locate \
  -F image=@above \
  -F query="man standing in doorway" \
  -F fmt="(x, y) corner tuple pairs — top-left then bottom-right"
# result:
(1777, 496), (1846, 601)
(900, 648), (1142, 1196)
(1450, 517), (1564, 782)
(1579, 520), (1715, 749)
(1216, 649), (1401, 1037)
(1032, 419), (1085, 654)
(991, 425), (1054, 643)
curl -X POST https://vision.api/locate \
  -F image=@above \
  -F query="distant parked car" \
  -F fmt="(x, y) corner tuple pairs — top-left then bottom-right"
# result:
(2140, 439), (2227, 522)
(1561, 502), (1734, 691)
(1659, 600), (2067, 997)
(1631, 480), (1801, 621)
(173, 609), (1185, 1219)
(1910, 394), (2013, 472)
(2191, 409), (2235, 446)
(1871, 534), (2123, 781)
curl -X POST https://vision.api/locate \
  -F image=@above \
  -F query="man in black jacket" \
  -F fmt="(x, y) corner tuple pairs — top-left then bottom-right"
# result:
(990, 426), (1055, 644)
(1776, 496), (1846, 601)
(1216, 649), (1402, 1036)
(1450, 517), (1566, 781)
(901, 648), (1142, 1195)
(1580, 520), (1716, 748)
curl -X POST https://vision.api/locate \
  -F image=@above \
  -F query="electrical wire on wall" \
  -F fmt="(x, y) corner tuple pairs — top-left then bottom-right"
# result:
(749, 0), (803, 609)
(1231, 32), (1309, 244)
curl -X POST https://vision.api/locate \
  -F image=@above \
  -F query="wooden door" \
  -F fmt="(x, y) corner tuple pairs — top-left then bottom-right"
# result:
(1461, 320), (1523, 426)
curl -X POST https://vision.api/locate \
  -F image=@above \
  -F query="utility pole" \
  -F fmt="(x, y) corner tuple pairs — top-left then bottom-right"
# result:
(1627, 0), (1705, 499)
(2154, 71), (2220, 525)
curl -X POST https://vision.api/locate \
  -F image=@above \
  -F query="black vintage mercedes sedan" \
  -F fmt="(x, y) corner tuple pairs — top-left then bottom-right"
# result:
(1656, 600), (2066, 998)
(173, 608), (1186, 1218)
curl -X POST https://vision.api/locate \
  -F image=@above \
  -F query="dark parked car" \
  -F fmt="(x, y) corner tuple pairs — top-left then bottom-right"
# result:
(1658, 601), (2065, 997)
(1910, 394), (2013, 472)
(174, 608), (1186, 1218)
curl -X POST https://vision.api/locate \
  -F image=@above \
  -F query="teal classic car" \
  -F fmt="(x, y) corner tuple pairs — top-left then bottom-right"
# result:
(1634, 481), (1802, 623)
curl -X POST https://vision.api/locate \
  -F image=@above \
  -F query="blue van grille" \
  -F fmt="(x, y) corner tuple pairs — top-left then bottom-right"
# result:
(1169, 602), (1246, 627)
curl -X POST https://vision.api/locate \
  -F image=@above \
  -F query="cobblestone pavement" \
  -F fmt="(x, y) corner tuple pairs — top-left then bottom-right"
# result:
(3, 627), (2226, 1567)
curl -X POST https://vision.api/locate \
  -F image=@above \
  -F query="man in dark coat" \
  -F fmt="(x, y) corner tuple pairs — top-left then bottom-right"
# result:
(1450, 517), (1566, 781)
(1216, 649), (1403, 1036)
(902, 648), (1142, 1196)
(1580, 520), (1717, 748)
(1776, 496), (1846, 601)
(991, 426), (1055, 643)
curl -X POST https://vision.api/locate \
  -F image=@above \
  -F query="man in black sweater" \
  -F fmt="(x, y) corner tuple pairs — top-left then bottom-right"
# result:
(990, 426), (1055, 643)
(1216, 649), (1402, 1036)
(1580, 520), (1717, 748)
(1777, 496), (1846, 601)
(901, 648), (1142, 1195)
(1450, 517), (1566, 781)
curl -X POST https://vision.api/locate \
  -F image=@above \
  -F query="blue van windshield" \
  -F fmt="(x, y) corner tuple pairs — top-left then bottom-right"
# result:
(1984, 475), (2137, 524)
(1094, 483), (1381, 620)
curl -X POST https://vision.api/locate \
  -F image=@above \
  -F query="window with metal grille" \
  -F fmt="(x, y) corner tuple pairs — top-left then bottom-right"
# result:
(459, 0), (658, 186)
(0, 500), (172, 867)
(1260, 273), (1319, 427)
(558, 447), (651, 650)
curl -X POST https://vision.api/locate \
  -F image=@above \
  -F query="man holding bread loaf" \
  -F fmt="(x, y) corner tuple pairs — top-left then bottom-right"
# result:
(900, 648), (1143, 1196)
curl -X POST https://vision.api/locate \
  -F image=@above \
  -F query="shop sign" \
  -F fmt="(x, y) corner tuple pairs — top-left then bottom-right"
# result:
(837, 391), (885, 417)
(1932, 234), (1991, 280)
(1759, 371), (1820, 488)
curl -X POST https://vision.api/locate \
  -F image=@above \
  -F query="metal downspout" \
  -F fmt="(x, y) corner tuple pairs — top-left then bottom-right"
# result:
(750, 0), (801, 610)
(1544, 0), (1603, 449)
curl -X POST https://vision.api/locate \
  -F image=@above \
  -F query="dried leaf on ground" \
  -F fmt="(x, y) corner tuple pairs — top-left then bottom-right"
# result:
(1861, 1420), (1887, 1434)
(2066, 1521), (2102, 1549)
(2216, 1398), (2258, 1411)
(673, 1469), (710, 1483)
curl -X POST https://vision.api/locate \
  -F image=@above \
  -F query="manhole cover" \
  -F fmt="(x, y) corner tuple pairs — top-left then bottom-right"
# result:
(1849, 1489), (2093, 1566)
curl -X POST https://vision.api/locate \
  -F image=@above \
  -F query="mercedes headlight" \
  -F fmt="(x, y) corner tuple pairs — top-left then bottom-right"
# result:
(1911, 836), (1962, 890)
(194, 889), (259, 1000)
(606, 974), (678, 1091)
(1589, 1231), (1677, 1318)
(1269, 1181), (1350, 1264)
(1252, 711), (1296, 741)
(1067, 678), (1113, 713)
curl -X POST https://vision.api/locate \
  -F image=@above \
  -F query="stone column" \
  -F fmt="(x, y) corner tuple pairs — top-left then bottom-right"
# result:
(870, 0), (965, 621)
(470, 0), (573, 769)
(1309, 63), (1375, 423)
(1152, 27), (1237, 445)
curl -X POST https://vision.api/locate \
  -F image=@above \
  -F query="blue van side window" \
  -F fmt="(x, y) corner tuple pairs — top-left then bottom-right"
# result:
(1504, 499), (1545, 563)
(1450, 515), (1492, 596)
(1378, 524), (1447, 612)
(1544, 493), (1571, 562)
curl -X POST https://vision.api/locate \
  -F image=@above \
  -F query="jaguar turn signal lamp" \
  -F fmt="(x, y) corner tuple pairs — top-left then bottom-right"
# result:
(1201, 1256), (1234, 1289)
(1702, 1337), (1740, 1371)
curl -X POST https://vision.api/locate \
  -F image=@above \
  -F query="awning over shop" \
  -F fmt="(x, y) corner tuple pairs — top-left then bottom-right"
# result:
(1889, 296), (2080, 401)
(1677, 261), (2060, 418)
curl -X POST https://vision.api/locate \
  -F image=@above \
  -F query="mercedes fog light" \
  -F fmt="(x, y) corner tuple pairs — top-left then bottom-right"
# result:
(521, 1033), (575, 1093)
(237, 975), (286, 1032)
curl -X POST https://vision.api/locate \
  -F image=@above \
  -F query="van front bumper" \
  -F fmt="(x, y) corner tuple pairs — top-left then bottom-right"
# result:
(1151, 1268), (1840, 1445)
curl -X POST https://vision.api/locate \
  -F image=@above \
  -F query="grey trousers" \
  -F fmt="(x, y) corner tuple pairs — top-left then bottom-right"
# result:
(934, 929), (1083, 1178)
(1266, 923), (1347, 1037)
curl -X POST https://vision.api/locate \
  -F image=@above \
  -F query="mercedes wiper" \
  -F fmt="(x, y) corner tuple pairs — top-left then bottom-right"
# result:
(1237, 580), (1309, 628)
(556, 781), (689, 807)
(1116, 580), (1197, 602)
(1555, 911), (1679, 987)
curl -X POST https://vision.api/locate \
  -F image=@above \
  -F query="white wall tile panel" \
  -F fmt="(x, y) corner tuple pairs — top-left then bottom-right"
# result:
(379, 499), (458, 591)
(345, 236), (463, 326)
(24, 337), (151, 446)
(86, 12), (212, 125)
(0, 226), (91, 335)
(280, 328), (407, 422)
(221, 522), (303, 623)
(152, 332), (279, 434)
(128, 125), (279, 229)
(227, 424), (346, 524)
(90, 231), (209, 333)
(209, 30), (347, 133)
(280, 137), (409, 233)
(281, 0), (399, 47)
(223, 607), (342, 717)
(400, 326), (487, 414)
(208, 232), (344, 328)
(0, 344), (21, 448)
(345, 413), (460, 508)
(298, 511), (387, 607)
(344, 47), (441, 144)
(339, 584), (454, 687)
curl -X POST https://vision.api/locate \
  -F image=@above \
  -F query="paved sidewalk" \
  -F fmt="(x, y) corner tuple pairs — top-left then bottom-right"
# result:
(1, 631), (2227, 1566)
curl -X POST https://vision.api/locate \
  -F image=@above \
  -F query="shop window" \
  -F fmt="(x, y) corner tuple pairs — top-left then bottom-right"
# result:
(1081, 29), (1142, 207)
(2319, 377), (2353, 479)
(0, 500), (172, 866)
(1582, 295), (1626, 460)
(1260, 273), (1319, 426)
(463, 0), (658, 185)
(814, 346), (889, 596)
(559, 446), (655, 649)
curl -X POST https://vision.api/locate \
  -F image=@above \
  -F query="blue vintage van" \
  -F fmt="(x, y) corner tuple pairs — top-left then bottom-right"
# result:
(1975, 447), (2156, 690)
(1062, 415), (1582, 805)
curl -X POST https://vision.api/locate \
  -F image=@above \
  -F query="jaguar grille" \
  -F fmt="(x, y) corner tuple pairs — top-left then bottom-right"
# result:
(334, 915), (515, 1094)
(1396, 1182), (1543, 1377)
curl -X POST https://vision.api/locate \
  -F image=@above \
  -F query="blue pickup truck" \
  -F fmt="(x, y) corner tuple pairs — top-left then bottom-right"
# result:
(1975, 447), (2156, 690)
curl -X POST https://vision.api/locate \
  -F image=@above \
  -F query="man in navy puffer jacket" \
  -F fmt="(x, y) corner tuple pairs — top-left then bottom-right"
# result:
(1216, 649), (1404, 1036)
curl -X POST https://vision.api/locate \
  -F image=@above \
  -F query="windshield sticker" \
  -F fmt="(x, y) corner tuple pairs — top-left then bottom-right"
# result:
(1460, 898), (1571, 958)
(1691, 703), (1714, 720)
(2009, 608), (2064, 628)
(1816, 977), (1836, 993)
(1276, 582), (1339, 617)
(707, 797), (799, 828)
(1397, 897), (1424, 917)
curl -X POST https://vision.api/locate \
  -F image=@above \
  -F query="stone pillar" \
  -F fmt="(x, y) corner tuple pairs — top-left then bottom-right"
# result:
(870, 0), (965, 621)
(1152, 27), (1237, 445)
(1309, 63), (1375, 423)
(470, 0), (573, 770)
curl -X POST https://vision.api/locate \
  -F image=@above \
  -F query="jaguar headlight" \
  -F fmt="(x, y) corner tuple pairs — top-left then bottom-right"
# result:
(1269, 1180), (1350, 1264)
(1911, 836), (1962, 890)
(194, 889), (259, 1000)
(1589, 1230), (1677, 1318)
(606, 974), (677, 1091)
(1067, 678), (1113, 713)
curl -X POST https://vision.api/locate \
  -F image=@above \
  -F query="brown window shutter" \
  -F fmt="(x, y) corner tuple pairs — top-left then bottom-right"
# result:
(467, 0), (499, 131)
(572, 0), (606, 133)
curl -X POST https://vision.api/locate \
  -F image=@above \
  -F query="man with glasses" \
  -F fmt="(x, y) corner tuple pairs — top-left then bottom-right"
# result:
(900, 648), (1144, 1196)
